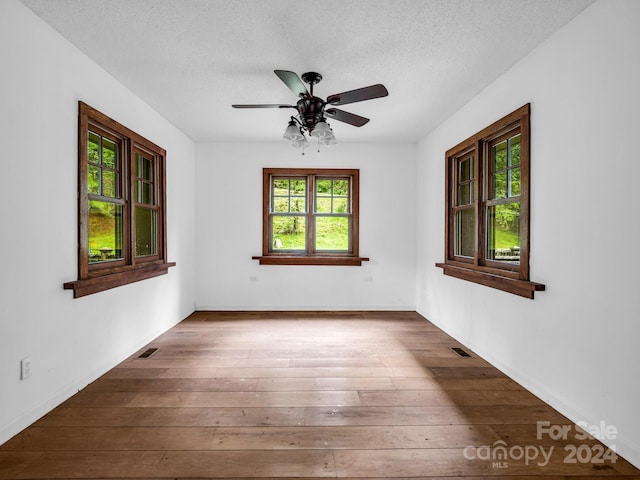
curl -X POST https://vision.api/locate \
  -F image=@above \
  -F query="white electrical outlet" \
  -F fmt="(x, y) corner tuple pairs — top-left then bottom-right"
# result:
(20, 357), (32, 380)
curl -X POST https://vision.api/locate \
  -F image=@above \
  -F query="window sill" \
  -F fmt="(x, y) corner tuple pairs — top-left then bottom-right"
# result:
(64, 262), (176, 298)
(252, 255), (369, 266)
(435, 262), (545, 299)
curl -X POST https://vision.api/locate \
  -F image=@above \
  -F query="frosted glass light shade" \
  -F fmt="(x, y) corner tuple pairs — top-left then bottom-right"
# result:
(319, 135), (338, 146)
(319, 127), (337, 146)
(290, 136), (309, 149)
(310, 120), (330, 138)
(283, 122), (304, 141)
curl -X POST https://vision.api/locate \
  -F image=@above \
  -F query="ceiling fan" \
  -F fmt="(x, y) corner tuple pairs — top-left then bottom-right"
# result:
(232, 70), (388, 149)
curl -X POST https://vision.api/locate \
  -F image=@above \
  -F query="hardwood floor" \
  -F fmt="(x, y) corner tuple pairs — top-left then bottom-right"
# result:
(1, 311), (638, 479)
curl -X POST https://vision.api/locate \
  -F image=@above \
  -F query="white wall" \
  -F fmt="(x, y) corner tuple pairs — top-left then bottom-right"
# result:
(0, 1), (196, 444)
(195, 142), (417, 310)
(4, 0), (638, 469)
(416, 0), (640, 467)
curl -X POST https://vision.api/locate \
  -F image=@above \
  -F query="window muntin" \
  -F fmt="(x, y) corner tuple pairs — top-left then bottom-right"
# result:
(257, 168), (363, 265)
(438, 104), (545, 298)
(64, 102), (173, 298)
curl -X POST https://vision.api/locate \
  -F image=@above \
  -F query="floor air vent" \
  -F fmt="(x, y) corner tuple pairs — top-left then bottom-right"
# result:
(138, 348), (158, 358)
(451, 347), (471, 357)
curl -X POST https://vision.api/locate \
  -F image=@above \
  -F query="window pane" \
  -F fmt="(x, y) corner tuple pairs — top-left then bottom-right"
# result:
(510, 135), (521, 166)
(493, 171), (507, 199)
(273, 179), (289, 195)
(289, 197), (305, 213)
(291, 179), (306, 194)
(458, 184), (470, 205)
(316, 179), (332, 194)
(102, 169), (117, 198)
(88, 165), (100, 195)
(316, 197), (332, 213)
(487, 203), (520, 264)
(135, 207), (157, 257)
(140, 182), (153, 204)
(333, 197), (348, 213)
(459, 157), (472, 181)
(493, 141), (507, 171)
(316, 217), (349, 251)
(454, 208), (475, 257)
(333, 180), (349, 196)
(102, 139), (117, 169)
(510, 167), (521, 196)
(88, 132), (100, 164)
(88, 200), (124, 263)
(271, 216), (306, 251)
(142, 156), (153, 181)
(273, 197), (289, 213)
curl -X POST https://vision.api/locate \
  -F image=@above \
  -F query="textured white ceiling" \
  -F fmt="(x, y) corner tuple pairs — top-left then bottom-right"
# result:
(20, 0), (594, 143)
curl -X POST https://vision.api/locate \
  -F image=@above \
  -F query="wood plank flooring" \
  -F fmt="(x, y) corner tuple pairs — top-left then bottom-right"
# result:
(1, 310), (638, 479)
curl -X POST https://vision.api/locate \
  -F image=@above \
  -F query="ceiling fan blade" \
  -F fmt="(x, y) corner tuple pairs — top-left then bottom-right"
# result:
(325, 108), (370, 127)
(326, 84), (388, 106)
(232, 104), (295, 109)
(274, 70), (309, 98)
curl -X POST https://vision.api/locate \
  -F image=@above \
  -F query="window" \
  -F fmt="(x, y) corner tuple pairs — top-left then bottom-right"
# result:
(64, 102), (174, 297)
(253, 168), (367, 265)
(436, 104), (545, 298)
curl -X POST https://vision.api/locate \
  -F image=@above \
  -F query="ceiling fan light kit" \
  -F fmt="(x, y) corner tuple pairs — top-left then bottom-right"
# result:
(233, 70), (388, 153)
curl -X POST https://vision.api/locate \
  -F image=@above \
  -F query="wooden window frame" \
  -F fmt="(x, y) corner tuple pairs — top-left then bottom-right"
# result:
(253, 168), (368, 266)
(436, 104), (545, 298)
(64, 102), (175, 298)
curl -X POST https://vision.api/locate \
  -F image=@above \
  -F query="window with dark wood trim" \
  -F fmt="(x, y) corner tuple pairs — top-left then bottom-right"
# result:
(64, 102), (175, 297)
(253, 168), (368, 266)
(436, 104), (545, 298)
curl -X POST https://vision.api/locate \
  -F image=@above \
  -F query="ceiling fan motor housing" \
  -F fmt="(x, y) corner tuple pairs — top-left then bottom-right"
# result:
(296, 97), (326, 131)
